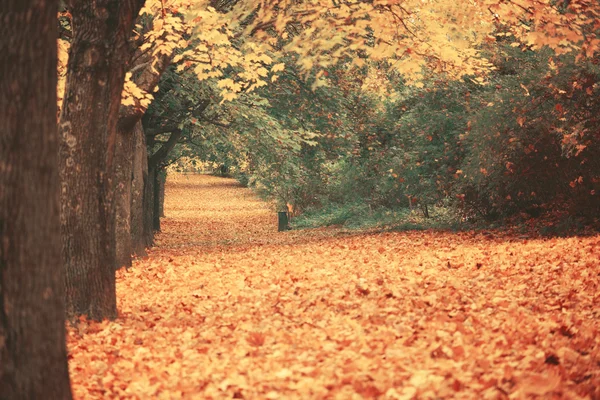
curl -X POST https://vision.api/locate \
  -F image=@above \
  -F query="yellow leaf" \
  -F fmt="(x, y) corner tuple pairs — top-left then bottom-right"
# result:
(271, 63), (285, 73)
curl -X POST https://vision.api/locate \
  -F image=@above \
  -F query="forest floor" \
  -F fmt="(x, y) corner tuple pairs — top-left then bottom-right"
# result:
(68, 174), (600, 399)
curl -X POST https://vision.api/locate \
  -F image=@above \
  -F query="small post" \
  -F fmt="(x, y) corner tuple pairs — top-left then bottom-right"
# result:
(278, 211), (289, 232)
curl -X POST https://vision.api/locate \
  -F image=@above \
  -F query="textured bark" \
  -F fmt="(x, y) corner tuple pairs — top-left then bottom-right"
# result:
(130, 122), (147, 256)
(115, 128), (134, 270)
(0, 1), (73, 397)
(59, 0), (144, 320)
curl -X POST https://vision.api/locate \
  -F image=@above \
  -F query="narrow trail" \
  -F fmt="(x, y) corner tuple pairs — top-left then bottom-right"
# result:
(69, 175), (600, 399)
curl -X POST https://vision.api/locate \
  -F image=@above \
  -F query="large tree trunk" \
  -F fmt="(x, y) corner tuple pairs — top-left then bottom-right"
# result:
(130, 122), (147, 256)
(115, 128), (135, 270)
(0, 1), (72, 397)
(59, 0), (144, 320)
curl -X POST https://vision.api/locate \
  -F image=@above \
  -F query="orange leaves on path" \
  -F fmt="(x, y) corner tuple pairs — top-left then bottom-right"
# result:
(68, 175), (600, 399)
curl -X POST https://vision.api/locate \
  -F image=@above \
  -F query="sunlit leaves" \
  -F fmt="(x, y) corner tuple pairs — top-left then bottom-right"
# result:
(227, 0), (501, 82)
(122, 73), (155, 109)
(219, 0), (600, 87)
(57, 38), (70, 113)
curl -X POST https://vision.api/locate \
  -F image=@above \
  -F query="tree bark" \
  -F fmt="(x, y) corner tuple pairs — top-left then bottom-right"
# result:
(59, 0), (144, 320)
(130, 122), (147, 256)
(0, 1), (72, 397)
(115, 128), (135, 270)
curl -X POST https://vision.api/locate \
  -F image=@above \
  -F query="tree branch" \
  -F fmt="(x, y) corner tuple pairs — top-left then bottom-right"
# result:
(149, 129), (183, 170)
(145, 124), (181, 136)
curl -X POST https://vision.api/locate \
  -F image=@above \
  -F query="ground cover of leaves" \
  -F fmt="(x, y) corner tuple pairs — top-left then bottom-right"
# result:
(68, 174), (600, 399)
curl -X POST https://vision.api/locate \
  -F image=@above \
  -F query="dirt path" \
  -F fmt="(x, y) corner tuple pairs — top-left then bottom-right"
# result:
(69, 174), (600, 399)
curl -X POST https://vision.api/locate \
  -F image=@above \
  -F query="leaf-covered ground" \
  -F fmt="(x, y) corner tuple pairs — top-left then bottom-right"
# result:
(68, 174), (600, 399)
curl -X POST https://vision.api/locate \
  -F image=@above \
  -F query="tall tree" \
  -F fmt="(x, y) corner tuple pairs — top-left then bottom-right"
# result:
(0, 1), (73, 398)
(60, 0), (144, 319)
(114, 28), (176, 268)
(130, 122), (149, 255)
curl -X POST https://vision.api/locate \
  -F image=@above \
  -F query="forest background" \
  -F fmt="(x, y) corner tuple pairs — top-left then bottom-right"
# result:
(1, 0), (599, 397)
(139, 1), (600, 233)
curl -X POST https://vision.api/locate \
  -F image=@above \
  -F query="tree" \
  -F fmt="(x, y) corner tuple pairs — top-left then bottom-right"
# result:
(59, 0), (145, 319)
(0, 1), (72, 398)
(114, 1), (190, 267)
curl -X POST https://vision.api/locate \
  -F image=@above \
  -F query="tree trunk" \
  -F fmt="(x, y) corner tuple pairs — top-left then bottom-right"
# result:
(59, 0), (144, 320)
(158, 170), (166, 218)
(130, 122), (147, 256)
(152, 167), (161, 232)
(115, 128), (134, 270)
(0, 1), (72, 397)
(143, 165), (156, 248)
(117, 23), (175, 253)
(141, 101), (211, 237)
(278, 212), (290, 232)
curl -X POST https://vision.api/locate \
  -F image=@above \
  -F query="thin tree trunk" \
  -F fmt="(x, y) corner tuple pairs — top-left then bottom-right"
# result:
(59, 0), (143, 320)
(144, 166), (156, 247)
(0, 1), (72, 397)
(153, 168), (162, 231)
(141, 101), (211, 238)
(159, 170), (166, 217)
(131, 122), (147, 256)
(115, 128), (134, 270)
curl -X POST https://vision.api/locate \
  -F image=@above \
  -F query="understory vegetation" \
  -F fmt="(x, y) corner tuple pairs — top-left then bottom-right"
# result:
(160, 45), (600, 234)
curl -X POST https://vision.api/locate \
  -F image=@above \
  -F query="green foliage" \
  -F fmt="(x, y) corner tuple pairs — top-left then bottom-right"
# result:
(456, 46), (600, 220)
(293, 202), (464, 231)
(148, 37), (600, 231)
(292, 202), (374, 228)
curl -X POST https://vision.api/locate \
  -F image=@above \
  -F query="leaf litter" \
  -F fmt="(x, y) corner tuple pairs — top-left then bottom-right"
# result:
(68, 174), (600, 399)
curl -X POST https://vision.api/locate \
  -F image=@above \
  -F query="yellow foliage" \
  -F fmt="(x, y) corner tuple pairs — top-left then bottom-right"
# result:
(57, 39), (70, 114)
(121, 73), (154, 110)
(219, 0), (600, 84)
(58, 0), (600, 111)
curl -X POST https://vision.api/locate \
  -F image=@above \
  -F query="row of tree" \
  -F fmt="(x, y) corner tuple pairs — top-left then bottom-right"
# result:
(1, 0), (599, 397)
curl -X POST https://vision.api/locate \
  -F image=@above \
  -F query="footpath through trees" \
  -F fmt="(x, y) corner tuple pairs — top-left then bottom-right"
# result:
(68, 174), (600, 399)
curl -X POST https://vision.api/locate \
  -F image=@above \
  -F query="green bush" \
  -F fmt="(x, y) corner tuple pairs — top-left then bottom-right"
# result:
(456, 47), (600, 220)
